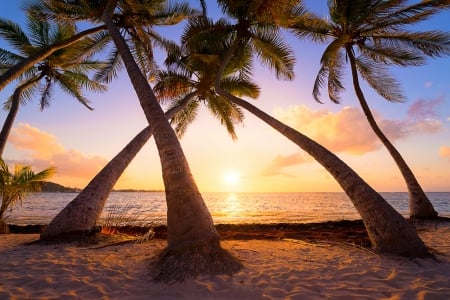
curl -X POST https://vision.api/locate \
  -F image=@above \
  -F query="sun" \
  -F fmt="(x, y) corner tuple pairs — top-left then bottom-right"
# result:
(223, 170), (241, 185)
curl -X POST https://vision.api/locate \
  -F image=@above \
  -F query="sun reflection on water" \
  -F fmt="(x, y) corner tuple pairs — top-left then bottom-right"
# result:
(223, 193), (241, 216)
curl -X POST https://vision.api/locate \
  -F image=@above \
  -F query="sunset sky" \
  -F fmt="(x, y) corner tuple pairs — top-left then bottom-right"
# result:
(1, 1), (449, 193)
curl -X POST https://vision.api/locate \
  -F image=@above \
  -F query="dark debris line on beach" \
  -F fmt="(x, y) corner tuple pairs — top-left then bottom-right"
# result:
(9, 218), (450, 248)
(8, 220), (370, 246)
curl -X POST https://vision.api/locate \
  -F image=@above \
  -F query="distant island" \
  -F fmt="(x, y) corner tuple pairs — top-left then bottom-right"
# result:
(41, 182), (163, 193)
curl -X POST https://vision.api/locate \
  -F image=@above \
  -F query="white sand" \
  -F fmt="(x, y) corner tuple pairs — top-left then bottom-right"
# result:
(1, 222), (449, 299)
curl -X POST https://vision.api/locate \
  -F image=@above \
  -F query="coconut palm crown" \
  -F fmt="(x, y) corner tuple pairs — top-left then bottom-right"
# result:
(290, 0), (450, 218)
(0, 15), (108, 156)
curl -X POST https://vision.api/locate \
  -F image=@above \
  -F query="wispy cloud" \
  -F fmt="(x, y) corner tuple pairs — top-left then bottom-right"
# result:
(8, 123), (107, 187)
(261, 152), (312, 177)
(407, 97), (443, 120)
(440, 146), (450, 161)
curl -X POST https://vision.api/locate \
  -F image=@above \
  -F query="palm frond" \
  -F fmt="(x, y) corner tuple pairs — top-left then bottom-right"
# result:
(372, 30), (450, 58)
(153, 70), (193, 103)
(53, 72), (93, 110)
(39, 77), (54, 110)
(220, 75), (260, 99)
(355, 56), (405, 103)
(252, 29), (296, 80)
(0, 49), (24, 69)
(0, 18), (33, 54)
(359, 43), (425, 66)
(290, 15), (332, 43)
(205, 94), (244, 140)
(170, 99), (199, 138)
(368, 0), (448, 30)
(94, 48), (123, 83)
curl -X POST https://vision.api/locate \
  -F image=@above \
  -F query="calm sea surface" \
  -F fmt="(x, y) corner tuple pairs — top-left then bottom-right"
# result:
(7, 192), (450, 226)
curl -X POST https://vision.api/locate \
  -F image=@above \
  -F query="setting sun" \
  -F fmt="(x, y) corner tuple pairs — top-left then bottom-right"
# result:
(223, 170), (241, 186)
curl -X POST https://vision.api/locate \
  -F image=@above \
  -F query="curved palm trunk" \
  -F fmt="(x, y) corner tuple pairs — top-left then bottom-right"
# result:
(0, 93), (20, 157)
(0, 25), (105, 92)
(218, 88), (429, 257)
(101, 0), (241, 282)
(0, 75), (44, 157)
(40, 126), (152, 239)
(346, 49), (437, 219)
(40, 94), (195, 239)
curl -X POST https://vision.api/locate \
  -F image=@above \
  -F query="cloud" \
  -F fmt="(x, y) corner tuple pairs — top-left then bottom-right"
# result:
(274, 105), (389, 154)
(8, 123), (107, 186)
(407, 97), (443, 120)
(263, 101), (444, 175)
(274, 101), (443, 155)
(261, 152), (312, 177)
(440, 146), (450, 161)
(424, 82), (432, 88)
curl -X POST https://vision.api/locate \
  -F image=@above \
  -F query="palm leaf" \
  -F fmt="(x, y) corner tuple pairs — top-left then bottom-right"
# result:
(252, 29), (296, 80)
(355, 56), (405, 103)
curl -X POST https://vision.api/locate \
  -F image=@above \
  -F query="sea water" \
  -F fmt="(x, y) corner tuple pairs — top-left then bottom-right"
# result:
(6, 192), (450, 226)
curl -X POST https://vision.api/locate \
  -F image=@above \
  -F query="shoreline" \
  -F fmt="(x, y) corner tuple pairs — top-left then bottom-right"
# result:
(1, 218), (449, 299)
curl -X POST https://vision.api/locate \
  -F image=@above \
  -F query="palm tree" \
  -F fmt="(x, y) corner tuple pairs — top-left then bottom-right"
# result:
(37, 0), (242, 282)
(290, 0), (450, 218)
(0, 6), (106, 91)
(41, 96), (197, 239)
(192, 0), (430, 256)
(41, 20), (253, 239)
(0, 15), (107, 157)
(0, 158), (55, 233)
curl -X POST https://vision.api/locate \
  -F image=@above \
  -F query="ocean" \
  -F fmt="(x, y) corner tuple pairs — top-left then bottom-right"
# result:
(7, 192), (450, 226)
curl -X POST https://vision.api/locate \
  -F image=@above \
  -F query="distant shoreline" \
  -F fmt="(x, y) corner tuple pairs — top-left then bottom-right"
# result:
(41, 182), (163, 193)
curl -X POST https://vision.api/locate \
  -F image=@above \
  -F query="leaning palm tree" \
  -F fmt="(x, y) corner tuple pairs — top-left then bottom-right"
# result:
(290, 0), (450, 218)
(192, 0), (430, 256)
(0, 15), (107, 157)
(37, 0), (243, 282)
(0, 158), (55, 233)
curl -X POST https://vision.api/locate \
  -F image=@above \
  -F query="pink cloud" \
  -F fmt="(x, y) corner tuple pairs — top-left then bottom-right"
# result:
(274, 104), (443, 155)
(407, 97), (444, 120)
(261, 152), (311, 177)
(440, 146), (450, 160)
(264, 103), (444, 175)
(274, 106), (384, 154)
(8, 123), (107, 186)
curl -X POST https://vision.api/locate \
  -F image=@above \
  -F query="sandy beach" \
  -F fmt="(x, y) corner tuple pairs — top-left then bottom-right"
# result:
(1, 220), (449, 299)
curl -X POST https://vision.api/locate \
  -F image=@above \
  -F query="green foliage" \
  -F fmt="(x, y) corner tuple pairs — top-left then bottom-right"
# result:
(0, 15), (108, 111)
(289, 0), (450, 103)
(0, 159), (55, 221)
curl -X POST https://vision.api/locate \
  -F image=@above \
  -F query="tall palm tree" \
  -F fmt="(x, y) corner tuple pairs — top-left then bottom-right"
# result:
(41, 19), (252, 239)
(290, 0), (450, 218)
(0, 158), (55, 233)
(0, 15), (107, 156)
(37, 0), (242, 282)
(192, 0), (430, 256)
(35, 0), (191, 238)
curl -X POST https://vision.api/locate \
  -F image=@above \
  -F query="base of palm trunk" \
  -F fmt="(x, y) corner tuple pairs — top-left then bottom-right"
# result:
(149, 238), (243, 283)
(367, 224), (432, 258)
(410, 211), (439, 219)
(0, 220), (9, 234)
(39, 226), (101, 243)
